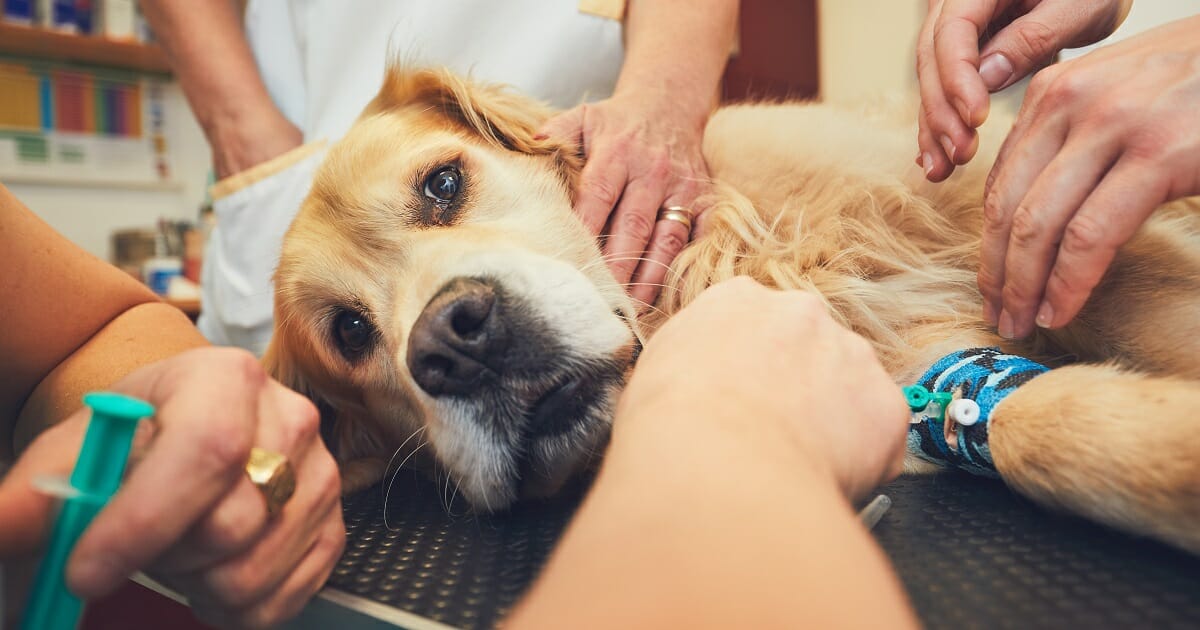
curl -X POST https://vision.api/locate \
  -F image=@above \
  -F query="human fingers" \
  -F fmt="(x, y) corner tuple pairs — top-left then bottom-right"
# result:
(1038, 158), (1167, 329)
(915, 3), (959, 181)
(600, 155), (671, 288)
(922, 0), (990, 167)
(66, 348), (266, 599)
(978, 71), (1066, 328)
(150, 380), (323, 575)
(536, 105), (584, 148)
(998, 136), (1118, 340)
(626, 177), (706, 307)
(149, 481), (272, 576)
(158, 381), (338, 611)
(189, 436), (339, 610)
(627, 209), (690, 309)
(932, 0), (1012, 127)
(977, 0), (1134, 92)
(191, 515), (345, 629)
(841, 334), (910, 500)
(0, 414), (86, 557)
(573, 123), (629, 236)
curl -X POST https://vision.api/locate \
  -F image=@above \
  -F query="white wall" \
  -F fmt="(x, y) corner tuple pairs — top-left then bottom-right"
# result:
(1062, 1), (1197, 59)
(817, 0), (1196, 111)
(817, 0), (925, 105)
(817, 0), (1030, 119)
(6, 82), (210, 261)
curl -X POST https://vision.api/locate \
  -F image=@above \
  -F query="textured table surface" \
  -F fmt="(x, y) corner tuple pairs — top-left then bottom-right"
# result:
(330, 471), (1200, 629)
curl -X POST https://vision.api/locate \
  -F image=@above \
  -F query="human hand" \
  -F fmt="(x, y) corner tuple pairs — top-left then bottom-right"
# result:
(616, 277), (909, 502)
(916, 0), (1131, 181)
(539, 90), (712, 310)
(980, 14), (1200, 339)
(0, 347), (344, 628)
(209, 109), (303, 180)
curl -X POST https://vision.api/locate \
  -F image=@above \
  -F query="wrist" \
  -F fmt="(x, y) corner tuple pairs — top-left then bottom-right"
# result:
(613, 69), (718, 131)
(204, 106), (302, 179)
(609, 389), (840, 493)
(615, 0), (735, 131)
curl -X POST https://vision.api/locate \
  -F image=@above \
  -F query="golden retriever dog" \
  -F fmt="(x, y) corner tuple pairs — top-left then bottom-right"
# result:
(264, 66), (1200, 554)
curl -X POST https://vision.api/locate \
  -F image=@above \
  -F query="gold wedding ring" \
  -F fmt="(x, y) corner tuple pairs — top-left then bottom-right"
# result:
(657, 205), (693, 233)
(245, 447), (296, 516)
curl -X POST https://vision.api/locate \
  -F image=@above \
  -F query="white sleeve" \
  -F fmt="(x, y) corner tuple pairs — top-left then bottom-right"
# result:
(198, 145), (328, 355)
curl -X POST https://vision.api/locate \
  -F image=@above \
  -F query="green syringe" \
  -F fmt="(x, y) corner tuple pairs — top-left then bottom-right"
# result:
(21, 392), (154, 630)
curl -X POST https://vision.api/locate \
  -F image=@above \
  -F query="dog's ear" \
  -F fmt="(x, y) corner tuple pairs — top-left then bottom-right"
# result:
(262, 331), (392, 467)
(365, 66), (553, 153)
(262, 336), (342, 453)
(365, 65), (585, 201)
(364, 64), (585, 201)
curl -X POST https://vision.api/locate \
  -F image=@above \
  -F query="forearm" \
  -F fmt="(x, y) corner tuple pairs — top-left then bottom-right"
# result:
(508, 400), (918, 629)
(0, 186), (158, 457)
(140, 0), (273, 134)
(618, 0), (738, 125)
(140, 0), (296, 176)
(13, 303), (208, 453)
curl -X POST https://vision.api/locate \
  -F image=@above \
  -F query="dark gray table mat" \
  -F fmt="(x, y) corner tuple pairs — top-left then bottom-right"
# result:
(331, 471), (1200, 629)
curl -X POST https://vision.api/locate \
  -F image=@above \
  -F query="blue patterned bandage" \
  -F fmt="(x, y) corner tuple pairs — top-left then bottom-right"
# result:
(906, 347), (1049, 477)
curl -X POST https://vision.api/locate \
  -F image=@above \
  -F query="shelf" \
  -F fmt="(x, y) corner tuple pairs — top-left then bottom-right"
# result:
(0, 23), (171, 74)
(0, 171), (183, 191)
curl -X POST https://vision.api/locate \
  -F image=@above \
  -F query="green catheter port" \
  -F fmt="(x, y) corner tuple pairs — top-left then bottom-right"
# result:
(903, 384), (953, 422)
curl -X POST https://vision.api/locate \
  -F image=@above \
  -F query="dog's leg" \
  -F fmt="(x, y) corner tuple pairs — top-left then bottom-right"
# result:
(894, 323), (1007, 475)
(894, 318), (1200, 555)
(989, 364), (1200, 554)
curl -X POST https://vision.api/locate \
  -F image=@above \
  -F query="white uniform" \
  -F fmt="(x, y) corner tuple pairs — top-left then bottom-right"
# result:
(200, 0), (625, 353)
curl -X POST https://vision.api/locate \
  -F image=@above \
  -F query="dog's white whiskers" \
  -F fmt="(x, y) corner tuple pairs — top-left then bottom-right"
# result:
(599, 255), (681, 275)
(440, 468), (452, 515)
(544, 242), (578, 263)
(383, 438), (428, 530)
(598, 254), (666, 266)
(479, 478), (493, 514)
(581, 255), (681, 277)
(446, 474), (463, 515)
(621, 282), (680, 294)
(381, 425), (428, 501)
(627, 297), (670, 319)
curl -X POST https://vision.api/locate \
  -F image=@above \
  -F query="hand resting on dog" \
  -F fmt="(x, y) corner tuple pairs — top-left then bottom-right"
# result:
(508, 277), (917, 628)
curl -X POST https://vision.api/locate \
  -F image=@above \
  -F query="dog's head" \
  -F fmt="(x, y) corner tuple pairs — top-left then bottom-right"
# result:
(264, 67), (640, 511)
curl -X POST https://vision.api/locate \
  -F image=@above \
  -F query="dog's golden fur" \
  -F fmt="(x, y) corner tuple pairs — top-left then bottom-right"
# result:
(267, 66), (1200, 553)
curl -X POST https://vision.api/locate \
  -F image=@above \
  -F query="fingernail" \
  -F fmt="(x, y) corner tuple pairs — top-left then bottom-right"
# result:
(1036, 302), (1054, 329)
(939, 135), (957, 163)
(68, 555), (117, 598)
(979, 53), (1015, 92)
(953, 98), (971, 126)
(915, 152), (924, 166)
(983, 300), (999, 327)
(922, 152), (934, 175)
(998, 309), (1015, 339)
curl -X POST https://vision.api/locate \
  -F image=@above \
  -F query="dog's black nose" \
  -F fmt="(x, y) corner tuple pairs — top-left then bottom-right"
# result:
(407, 277), (508, 397)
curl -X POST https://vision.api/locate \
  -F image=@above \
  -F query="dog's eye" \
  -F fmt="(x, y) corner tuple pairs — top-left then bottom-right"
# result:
(424, 167), (461, 203)
(334, 310), (375, 357)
